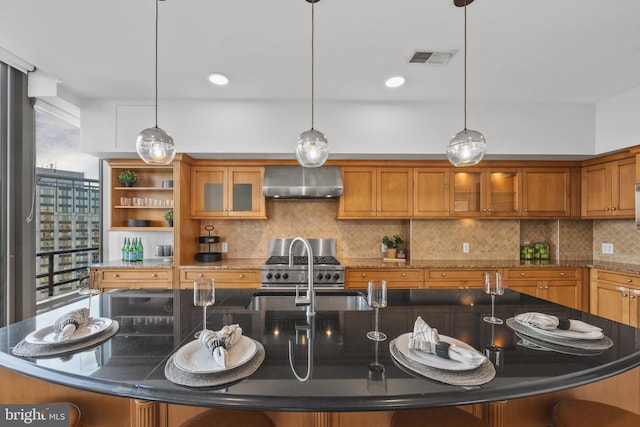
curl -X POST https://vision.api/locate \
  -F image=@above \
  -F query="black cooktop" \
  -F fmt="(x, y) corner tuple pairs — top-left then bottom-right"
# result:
(264, 255), (340, 266)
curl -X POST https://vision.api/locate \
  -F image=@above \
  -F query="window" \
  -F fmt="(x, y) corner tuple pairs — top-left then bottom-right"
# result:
(34, 104), (101, 311)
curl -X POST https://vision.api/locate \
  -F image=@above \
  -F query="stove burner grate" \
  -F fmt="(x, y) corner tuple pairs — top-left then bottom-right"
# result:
(264, 256), (340, 266)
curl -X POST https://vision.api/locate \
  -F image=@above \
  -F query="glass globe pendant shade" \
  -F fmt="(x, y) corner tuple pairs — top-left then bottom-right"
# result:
(446, 128), (486, 167)
(296, 128), (329, 168)
(136, 126), (176, 165)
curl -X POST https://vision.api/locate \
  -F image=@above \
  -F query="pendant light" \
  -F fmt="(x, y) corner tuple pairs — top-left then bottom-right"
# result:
(136, 0), (176, 165)
(296, 0), (329, 168)
(446, 0), (486, 167)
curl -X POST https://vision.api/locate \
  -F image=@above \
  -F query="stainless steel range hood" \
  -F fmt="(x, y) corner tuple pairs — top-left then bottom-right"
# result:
(263, 165), (343, 199)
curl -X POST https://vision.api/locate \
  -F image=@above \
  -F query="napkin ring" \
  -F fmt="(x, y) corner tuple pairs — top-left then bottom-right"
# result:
(209, 339), (226, 353)
(435, 341), (450, 359)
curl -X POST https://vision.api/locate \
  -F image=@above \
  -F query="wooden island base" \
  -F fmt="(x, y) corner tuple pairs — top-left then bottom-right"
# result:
(1, 366), (638, 427)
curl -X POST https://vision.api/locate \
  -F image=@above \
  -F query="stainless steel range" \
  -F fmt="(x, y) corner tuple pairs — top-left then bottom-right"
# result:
(260, 238), (344, 289)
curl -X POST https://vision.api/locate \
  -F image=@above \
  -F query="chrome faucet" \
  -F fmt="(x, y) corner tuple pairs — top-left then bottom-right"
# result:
(289, 237), (316, 317)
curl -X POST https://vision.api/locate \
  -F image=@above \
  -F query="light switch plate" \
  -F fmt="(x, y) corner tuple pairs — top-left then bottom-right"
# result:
(463, 243), (470, 254)
(222, 242), (228, 253)
(602, 243), (614, 255)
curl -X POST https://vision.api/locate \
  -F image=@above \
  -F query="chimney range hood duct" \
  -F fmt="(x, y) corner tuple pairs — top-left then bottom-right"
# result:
(263, 165), (343, 199)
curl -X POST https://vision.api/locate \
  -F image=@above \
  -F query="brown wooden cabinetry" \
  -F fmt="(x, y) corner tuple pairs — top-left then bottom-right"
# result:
(413, 167), (450, 217)
(108, 160), (175, 230)
(504, 267), (583, 309)
(450, 168), (521, 217)
(98, 268), (173, 290)
(180, 269), (260, 289)
(590, 269), (640, 327)
(345, 268), (423, 289)
(522, 167), (574, 217)
(581, 157), (635, 218)
(191, 166), (266, 219)
(425, 268), (501, 289)
(338, 167), (412, 218)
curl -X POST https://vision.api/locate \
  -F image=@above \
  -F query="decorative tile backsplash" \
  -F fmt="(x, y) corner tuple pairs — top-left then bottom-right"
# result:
(201, 200), (638, 264)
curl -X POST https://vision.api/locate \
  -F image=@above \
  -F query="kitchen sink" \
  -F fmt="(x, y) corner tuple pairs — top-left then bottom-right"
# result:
(246, 290), (371, 312)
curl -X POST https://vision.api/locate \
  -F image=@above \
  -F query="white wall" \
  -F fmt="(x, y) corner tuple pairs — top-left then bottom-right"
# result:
(596, 84), (640, 154)
(82, 98), (597, 159)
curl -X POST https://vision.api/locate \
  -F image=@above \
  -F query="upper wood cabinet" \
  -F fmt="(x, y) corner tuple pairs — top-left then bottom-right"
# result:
(522, 167), (574, 217)
(450, 168), (521, 217)
(191, 166), (266, 219)
(108, 160), (175, 231)
(581, 157), (635, 218)
(338, 167), (412, 218)
(413, 168), (450, 217)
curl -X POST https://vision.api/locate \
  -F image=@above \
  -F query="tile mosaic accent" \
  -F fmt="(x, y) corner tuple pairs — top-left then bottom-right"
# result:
(197, 200), (638, 265)
(593, 219), (640, 264)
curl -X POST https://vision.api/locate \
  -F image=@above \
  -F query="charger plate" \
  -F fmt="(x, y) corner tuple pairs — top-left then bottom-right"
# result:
(394, 333), (485, 371)
(165, 339), (265, 388)
(506, 318), (613, 351)
(25, 318), (113, 344)
(12, 321), (119, 358)
(174, 336), (257, 373)
(389, 338), (496, 386)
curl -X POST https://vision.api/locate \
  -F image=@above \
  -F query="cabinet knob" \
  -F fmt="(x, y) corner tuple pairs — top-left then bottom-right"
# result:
(543, 286), (549, 290)
(482, 208), (487, 212)
(198, 273), (204, 278)
(631, 295), (636, 300)
(445, 208), (450, 212)
(524, 208), (528, 212)
(626, 278), (632, 283)
(520, 272), (526, 276)
(401, 273), (407, 278)
(538, 286), (544, 290)
(560, 272), (565, 276)
(622, 293), (628, 297)
(151, 273), (157, 278)
(113, 274), (119, 278)
(604, 207), (610, 211)
(361, 273), (367, 278)
(239, 274), (245, 279)
(611, 207), (617, 211)
(441, 273), (447, 277)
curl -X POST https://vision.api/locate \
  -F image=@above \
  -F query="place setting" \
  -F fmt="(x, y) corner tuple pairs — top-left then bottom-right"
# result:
(506, 311), (614, 354)
(164, 278), (265, 387)
(12, 272), (119, 358)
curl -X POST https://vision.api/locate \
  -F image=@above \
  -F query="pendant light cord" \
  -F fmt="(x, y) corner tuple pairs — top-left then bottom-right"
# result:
(154, 0), (159, 128)
(463, 4), (468, 131)
(310, 1), (316, 130)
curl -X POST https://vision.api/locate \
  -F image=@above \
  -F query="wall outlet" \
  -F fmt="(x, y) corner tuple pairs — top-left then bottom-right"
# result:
(463, 242), (470, 254)
(221, 242), (228, 253)
(602, 243), (614, 255)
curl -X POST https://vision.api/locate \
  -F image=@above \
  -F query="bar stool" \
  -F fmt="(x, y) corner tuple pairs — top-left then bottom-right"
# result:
(391, 407), (490, 427)
(551, 400), (640, 427)
(179, 409), (275, 427)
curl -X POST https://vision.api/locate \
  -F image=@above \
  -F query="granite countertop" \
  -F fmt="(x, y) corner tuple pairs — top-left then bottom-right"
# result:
(93, 259), (175, 269)
(1, 288), (639, 412)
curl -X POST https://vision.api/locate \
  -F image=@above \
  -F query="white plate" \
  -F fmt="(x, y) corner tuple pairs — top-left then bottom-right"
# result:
(25, 317), (113, 344)
(174, 335), (257, 373)
(395, 333), (484, 371)
(514, 317), (603, 340)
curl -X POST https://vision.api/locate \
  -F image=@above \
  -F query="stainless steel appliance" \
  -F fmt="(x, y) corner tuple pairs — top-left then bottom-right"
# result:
(260, 238), (344, 288)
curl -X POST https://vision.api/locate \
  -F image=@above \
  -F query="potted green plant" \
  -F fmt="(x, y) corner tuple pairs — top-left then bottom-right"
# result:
(164, 209), (173, 227)
(382, 234), (404, 258)
(118, 170), (138, 187)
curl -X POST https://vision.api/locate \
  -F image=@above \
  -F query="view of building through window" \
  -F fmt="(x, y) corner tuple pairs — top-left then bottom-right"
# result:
(35, 107), (100, 309)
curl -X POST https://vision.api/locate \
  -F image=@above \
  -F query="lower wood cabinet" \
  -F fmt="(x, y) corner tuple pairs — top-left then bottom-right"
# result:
(97, 268), (173, 290)
(590, 269), (640, 327)
(504, 267), (583, 310)
(180, 269), (260, 289)
(345, 269), (423, 289)
(425, 268), (501, 289)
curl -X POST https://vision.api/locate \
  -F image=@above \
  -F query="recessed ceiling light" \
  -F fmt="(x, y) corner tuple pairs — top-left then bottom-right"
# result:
(208, 72), (229, 86)
(385, 76), (405, 88)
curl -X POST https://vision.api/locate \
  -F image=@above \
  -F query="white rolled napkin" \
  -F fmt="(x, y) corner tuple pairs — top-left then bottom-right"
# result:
(199, 324), (243, 368)
(408, 316), (486, 366)
(515, 312), (602, 333)
(54, 308), (91, 341)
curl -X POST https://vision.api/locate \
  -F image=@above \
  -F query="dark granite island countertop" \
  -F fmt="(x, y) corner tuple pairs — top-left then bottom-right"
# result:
(0, 289), (639, 419)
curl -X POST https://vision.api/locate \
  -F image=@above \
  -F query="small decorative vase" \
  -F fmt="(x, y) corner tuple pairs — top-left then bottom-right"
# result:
(123, 182), (133, 187)
(167, 220), (173, 227)
(386, 248), (397, 258)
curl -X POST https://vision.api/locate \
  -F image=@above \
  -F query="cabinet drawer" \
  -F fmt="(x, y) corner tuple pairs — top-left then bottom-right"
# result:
(427, 269), (498, 281)
(506, 268), (578, 280)
(181, 269), (259, 288)
(346, 269), (423, 282)
(100, 269), (170, 283)
(596, 270), (639, 286)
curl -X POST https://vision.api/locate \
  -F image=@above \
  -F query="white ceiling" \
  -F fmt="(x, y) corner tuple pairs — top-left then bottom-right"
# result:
(1, 0), (639, 106)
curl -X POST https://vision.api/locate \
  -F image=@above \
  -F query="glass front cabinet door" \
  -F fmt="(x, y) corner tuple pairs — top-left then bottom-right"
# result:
(451, 168), (521, 217)
(191, 166), (266, 218)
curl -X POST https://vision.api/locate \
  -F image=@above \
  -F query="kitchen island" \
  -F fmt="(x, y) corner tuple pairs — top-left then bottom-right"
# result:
(0, 288), (639, 427)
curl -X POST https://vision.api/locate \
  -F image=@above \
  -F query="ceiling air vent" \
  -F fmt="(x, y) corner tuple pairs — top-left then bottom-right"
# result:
(409, 50), (455, 65)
